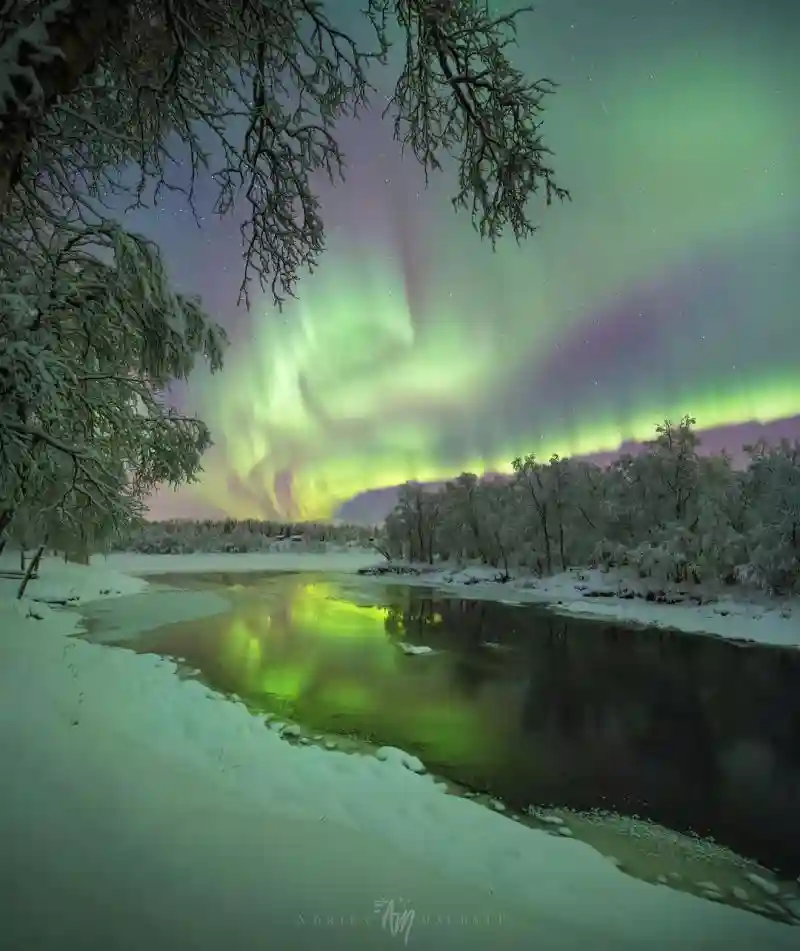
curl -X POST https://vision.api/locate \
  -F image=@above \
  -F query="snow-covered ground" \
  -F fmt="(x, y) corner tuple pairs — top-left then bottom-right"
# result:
(0, 552), (798, 949)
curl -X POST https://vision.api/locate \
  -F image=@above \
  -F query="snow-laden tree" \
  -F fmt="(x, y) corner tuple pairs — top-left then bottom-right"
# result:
(685, 452), (749, 584)
(507, 454), (601, 574)
(740, 439), (800, 593)
(648, 416), (702, 524)
(0, 0), (569, 305)
(559, 457), (604, 563)
(378, 506), (408, 560)
(439, 473), (487, 562)
(0, 222), (226, 557)
(376, 417), (800, 595)
(511, 453), (555, 574)
(435, 477), (474, 561)
(593, 418), (704, 583)
(382, 482), (441, 562)
(473, 478), (519, 576)
(597, 452), (653, 548)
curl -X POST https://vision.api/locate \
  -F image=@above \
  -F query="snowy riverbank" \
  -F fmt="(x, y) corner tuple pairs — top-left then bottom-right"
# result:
(59, 548), (798, 647)
(0, 552), (798, 949)
(356, 562), (800, 648)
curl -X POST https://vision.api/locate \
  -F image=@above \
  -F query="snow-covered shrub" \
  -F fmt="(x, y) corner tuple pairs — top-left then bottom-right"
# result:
(626, 540), (689, 584)
(0, 226), (226, 557)
(590, 539), (629, 570)
(691, 526), (748, 586)
(739, 532), (800, 595)
(739, 440), (800, 594)
(632, 521), (746, 586)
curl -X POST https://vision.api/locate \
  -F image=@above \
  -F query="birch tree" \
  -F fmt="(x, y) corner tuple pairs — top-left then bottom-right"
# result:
(511, 453), (553, 575)
(649, 416), (702, 525)
(741, 439), (800, 592)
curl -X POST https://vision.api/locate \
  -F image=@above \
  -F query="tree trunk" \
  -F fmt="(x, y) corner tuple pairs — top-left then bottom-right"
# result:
(0, 0), (131, 211)
(540, 511), (552, 575)
(17, 542), (46, 599)
(466, 510), (486, 563)
(494, 530), (509, 579)
(64, 529), (91, 565)
(0, 507), (14, 540)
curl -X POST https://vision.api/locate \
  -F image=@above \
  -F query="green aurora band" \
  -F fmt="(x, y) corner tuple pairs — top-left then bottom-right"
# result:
(166, 20), (799, 520)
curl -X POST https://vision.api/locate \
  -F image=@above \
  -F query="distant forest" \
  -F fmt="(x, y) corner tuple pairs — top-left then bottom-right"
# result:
(378, 417), (800, 593)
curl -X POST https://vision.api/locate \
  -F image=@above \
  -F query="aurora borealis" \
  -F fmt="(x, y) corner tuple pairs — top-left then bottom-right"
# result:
(141, 0), (800, 521)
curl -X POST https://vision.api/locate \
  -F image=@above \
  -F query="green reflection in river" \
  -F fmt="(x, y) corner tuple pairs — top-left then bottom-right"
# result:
(130, 576), (497, 767)
(86, 574), (800, 875)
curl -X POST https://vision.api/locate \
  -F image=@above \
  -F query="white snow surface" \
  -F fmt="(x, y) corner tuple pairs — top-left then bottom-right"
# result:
(0, 552), (797, 949)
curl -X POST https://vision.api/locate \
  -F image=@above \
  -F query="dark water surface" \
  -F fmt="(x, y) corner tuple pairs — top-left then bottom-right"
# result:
(84, 571), (800, 876)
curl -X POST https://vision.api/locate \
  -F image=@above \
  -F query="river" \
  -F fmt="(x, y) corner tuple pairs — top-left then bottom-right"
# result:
(78, 570), (800, 892)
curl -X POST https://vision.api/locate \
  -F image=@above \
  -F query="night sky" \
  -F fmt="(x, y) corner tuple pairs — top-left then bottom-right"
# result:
(138, 0), (800, 521)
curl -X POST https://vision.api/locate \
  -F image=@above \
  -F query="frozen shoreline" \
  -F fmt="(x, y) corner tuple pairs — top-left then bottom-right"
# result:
(0, 551), (798, 948)
(87, 549), (800, 648)
(356, 562), (800, 648)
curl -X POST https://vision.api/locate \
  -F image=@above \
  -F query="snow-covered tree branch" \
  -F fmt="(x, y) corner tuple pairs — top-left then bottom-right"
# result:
(0, 0), (568, 304)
